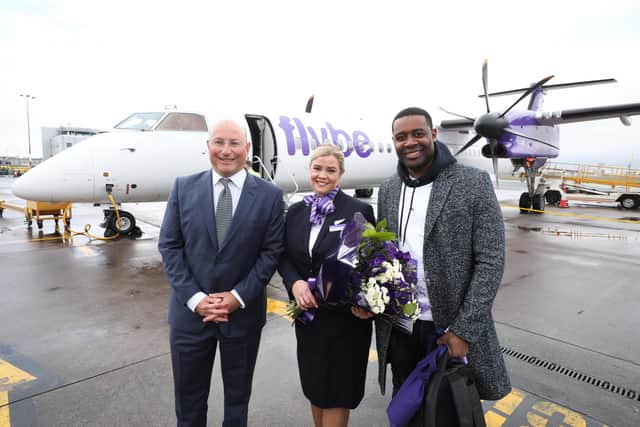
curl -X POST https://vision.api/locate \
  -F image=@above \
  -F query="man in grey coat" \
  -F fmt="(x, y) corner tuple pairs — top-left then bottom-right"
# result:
(376, 107), (511, 412)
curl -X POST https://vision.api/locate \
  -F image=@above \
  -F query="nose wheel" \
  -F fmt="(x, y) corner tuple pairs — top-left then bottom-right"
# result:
(101, 209), (142, 238)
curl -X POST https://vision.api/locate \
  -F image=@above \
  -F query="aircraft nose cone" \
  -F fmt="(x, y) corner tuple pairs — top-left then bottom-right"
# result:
(11, 147), (95, 202)
(11, 163), (67, 202)
(12, 170), (40, 200)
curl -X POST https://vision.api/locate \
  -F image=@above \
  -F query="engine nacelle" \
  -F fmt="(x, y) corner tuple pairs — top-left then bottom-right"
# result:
(481, 143), (508, 158)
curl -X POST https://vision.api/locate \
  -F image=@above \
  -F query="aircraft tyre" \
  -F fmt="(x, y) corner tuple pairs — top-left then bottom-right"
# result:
(619, 196), (639, 210)
(544, 190), (561, 205)
(519, 192), (532, 214)
(107, 210), (136, 236)
(532, 193), (545, 213)
(355, 188), (373, 198)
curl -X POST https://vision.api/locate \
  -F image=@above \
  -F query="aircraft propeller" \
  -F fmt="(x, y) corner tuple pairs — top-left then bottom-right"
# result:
(440, 60), (555, 186)
(305, 95), (315, 113)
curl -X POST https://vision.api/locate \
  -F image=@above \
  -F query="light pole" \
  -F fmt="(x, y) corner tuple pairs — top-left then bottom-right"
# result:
(19, 94), (35, 168)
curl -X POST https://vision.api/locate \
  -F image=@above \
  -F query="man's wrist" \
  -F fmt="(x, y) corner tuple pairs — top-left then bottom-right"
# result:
(230, 289), (245, 309)
(187, 292), (207, 313)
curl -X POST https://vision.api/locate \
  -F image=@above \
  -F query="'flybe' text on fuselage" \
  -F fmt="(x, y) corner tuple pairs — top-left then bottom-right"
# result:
(279, 116), (373, 158)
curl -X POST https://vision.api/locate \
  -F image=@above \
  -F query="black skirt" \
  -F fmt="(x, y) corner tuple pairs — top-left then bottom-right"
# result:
(295, 306), (373, 409)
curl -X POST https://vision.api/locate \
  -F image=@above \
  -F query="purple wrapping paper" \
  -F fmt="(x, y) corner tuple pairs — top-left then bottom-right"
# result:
(387, 344), (448, 427)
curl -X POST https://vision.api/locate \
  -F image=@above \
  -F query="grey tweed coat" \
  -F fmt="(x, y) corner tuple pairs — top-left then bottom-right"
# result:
(375, 162), (511, 400)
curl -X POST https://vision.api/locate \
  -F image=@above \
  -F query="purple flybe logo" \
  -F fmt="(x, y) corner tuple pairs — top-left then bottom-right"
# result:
(279, 116), (372, 158)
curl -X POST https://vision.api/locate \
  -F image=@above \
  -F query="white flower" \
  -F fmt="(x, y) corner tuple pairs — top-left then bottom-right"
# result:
(363, 281), (388, 314)
(375, 261), (395, 283)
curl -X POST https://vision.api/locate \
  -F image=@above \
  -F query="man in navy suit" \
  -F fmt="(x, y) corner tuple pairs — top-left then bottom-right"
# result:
(158, 119), (285, 427)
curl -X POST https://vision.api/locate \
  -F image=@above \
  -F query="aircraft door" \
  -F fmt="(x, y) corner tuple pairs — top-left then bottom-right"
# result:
(245, 115), (277, 179)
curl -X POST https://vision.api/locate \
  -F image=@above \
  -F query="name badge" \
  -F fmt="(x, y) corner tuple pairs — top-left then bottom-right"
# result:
(329, 224), (345, 232)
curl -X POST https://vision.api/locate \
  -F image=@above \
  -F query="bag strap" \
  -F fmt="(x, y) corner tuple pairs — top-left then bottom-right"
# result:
(449, 370), (486, 427)
(424, 349), (450, 426)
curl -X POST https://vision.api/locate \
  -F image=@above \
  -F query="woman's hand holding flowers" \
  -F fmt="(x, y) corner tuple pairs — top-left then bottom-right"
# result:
(351, 306), (374, 320)
(292, 280), (318, 310)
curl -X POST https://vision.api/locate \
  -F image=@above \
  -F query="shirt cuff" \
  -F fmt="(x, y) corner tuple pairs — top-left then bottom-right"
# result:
(230, 289), (246, 309)
(187, 292), (207, 313)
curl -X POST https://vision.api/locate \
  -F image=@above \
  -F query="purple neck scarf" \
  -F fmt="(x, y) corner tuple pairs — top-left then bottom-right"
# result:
(303, 188), (339, 225)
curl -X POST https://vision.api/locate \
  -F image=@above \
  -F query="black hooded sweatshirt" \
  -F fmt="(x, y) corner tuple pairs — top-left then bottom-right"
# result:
(396, 140), (457, 245)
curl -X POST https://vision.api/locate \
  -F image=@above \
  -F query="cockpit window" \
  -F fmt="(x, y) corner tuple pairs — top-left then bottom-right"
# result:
(155, 113), (208, 131)
(114, 112), (165, 130)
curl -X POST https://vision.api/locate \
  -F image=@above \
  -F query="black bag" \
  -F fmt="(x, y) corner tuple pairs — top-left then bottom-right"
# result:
(422, 353), (486, 427)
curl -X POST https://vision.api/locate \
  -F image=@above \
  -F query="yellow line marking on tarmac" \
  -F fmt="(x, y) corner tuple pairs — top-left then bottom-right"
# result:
(493, 387), (525, 415)
(0, 358), (38, 427)
(368, 348), (378, 362)
(0, 359), (36, 387)
(530, 401), (587, 427)
(0, 391), (9, 427)
(501, 203), (640, 225)
(484, 410), (506, 427)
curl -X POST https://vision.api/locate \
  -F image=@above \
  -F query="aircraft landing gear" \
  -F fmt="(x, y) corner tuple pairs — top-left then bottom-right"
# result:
(519, 193), (531, 213)
(518, 161), (547, 214)
(532, 193), (545, 212)
(101, 209), (142, 238)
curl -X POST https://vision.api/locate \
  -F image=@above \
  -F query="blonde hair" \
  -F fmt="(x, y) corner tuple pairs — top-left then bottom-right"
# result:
(309, 144), (345, 174)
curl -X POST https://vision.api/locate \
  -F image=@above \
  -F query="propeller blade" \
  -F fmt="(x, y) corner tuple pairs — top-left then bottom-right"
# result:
(499, 75), (554, 118)
(439, 106), (475, 122)
(305, 95), (315, 113)
(455, 134), (483, 156)
(503, 128), (559, 149)
(482, 59), (490, 113)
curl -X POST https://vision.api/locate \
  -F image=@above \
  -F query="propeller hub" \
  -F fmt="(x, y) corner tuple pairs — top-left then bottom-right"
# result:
(474, 113), (508, 139)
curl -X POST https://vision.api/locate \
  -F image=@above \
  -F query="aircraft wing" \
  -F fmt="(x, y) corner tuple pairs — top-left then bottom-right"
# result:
(535, 102), (640, 125)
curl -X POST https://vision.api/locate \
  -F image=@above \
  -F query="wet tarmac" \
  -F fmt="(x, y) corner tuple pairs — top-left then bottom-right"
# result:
(1, 176), (639, 426)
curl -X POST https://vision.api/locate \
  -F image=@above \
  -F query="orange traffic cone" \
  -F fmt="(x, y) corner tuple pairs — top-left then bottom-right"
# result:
(559, 183), (569, 208)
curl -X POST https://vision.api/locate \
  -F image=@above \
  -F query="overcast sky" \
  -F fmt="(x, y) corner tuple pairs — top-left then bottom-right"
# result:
(1, 0), (639, 166)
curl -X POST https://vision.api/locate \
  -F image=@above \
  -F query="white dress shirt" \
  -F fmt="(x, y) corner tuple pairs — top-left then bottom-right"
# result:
(187, 169), (248, 313)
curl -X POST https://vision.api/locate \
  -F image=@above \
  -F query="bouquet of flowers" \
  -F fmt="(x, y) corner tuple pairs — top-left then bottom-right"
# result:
(287, 212), (425, 332)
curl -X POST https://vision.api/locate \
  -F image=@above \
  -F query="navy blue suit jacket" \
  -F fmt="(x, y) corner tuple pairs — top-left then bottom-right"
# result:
(158, 170), (285, 338)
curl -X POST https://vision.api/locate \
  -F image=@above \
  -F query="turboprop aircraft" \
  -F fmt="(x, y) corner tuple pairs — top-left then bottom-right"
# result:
(11, 108), (492, 237)
(439, 60), (640, 212)
(11, 61), (640, 237)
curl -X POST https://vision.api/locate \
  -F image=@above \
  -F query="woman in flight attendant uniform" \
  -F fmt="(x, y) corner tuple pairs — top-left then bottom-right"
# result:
(279, 144), (376, 427)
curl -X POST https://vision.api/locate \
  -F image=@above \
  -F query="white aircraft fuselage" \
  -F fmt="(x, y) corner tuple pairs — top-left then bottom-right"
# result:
(12, 111), (507, 204)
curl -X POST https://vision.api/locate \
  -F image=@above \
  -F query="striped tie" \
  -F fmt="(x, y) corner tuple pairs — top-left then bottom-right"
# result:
(216, 178), (233, 245)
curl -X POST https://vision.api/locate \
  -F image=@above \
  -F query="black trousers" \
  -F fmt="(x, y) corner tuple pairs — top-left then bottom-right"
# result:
(388, 320), (438, 397)
(170, 326), (261, 427)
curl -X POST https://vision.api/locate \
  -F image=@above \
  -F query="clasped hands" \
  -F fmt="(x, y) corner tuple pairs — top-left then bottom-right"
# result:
(291, 280), (374, 320)
(195, 291), (240, 323)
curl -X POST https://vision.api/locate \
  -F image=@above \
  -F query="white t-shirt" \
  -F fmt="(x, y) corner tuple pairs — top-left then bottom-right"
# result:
(397, 182), (433, 321)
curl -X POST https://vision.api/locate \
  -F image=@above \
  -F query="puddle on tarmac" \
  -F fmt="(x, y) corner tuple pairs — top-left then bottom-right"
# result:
(511, 224), (631, 240)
